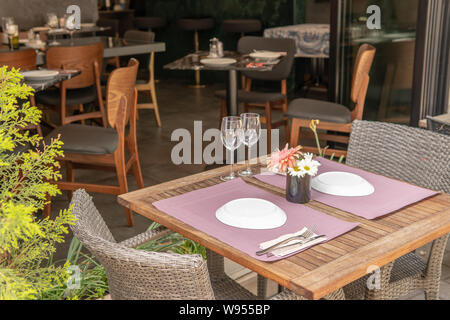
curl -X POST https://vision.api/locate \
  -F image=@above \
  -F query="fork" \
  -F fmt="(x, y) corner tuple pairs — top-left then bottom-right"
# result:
(265, 234), (326, 257)
(255, 225), (317, 256)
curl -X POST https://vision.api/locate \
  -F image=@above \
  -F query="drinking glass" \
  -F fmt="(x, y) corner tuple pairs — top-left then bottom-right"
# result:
(239, 113), (261, 176)
(2, 17), (14, 44)
(6, 24), (19, 50)
(220, 116), (244, 181)
(46, 13), (60, 45)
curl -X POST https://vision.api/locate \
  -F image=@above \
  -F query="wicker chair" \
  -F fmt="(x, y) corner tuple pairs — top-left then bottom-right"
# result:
(427, 115), (450, 136)
(69, 189), (256, 300)
(343, 120), (450, 300)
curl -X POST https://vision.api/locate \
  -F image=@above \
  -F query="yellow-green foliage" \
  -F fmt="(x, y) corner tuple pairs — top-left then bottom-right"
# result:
(0, 66), (76, 299)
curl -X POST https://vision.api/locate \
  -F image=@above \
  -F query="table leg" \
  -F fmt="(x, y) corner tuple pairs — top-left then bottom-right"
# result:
(226, 69), (238, 116)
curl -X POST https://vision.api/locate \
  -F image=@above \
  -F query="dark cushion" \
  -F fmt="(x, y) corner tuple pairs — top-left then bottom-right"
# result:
(178, 18), (215, 31)
(286, 98), (352, 124)
(134, 16), (167, 30)
(222, 19), (262, 33)
(45, 124), (118, 155)
(215, 90), (285, 103)
(35, 86), (97, 107)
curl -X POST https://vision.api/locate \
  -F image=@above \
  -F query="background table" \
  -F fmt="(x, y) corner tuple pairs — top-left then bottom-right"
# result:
(264, 24), (330, 58)
(49, 36), (166, 59)
(24, 70), (81, 92)
(118, 159), (450, 299)
(164, 51), (284, 116)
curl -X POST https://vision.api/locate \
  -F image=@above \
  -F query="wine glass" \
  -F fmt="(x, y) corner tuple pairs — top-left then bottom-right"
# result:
(6, 24), (18, 50)
(46, 13), (60, 46)
(239, 113), (261, 176)
(63, 14), (76, 44)
(220, 116), (244, 182)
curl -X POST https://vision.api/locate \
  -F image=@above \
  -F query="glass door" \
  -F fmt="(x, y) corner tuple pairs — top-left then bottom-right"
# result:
(331, 0), (419, 124)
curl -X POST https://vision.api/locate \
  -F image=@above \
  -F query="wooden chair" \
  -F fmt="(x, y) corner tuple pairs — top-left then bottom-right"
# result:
(215, 36), (296, 151)
(35, 42), (106, 127)
(124, 30), (161, 126)
(44, 59), (143, 227)
(286, 44), (376, 157)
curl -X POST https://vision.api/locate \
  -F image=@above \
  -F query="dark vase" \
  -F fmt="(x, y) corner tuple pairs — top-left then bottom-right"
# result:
(286, 174), (311, 204)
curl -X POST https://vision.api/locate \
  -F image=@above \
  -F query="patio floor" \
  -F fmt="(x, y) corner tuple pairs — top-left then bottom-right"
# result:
(49, 79), (450, 300)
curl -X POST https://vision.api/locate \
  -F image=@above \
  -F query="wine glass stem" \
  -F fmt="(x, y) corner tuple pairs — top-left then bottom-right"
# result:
(230, 149), (234, 177)
(247, 145), (251, 172)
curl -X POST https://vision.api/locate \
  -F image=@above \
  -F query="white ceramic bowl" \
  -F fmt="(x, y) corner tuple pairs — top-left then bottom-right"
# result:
(216, 198), (287, 229)
(311, 171), (375, 197)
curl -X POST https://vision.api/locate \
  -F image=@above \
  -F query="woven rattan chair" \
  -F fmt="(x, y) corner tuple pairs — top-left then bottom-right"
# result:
(69, 189), (257, 300)
(342, 120), (450, 300)
(427, 115), (450, 136)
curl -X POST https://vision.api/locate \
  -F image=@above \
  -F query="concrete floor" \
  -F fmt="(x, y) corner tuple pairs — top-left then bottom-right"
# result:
(50, 79), (450, 300)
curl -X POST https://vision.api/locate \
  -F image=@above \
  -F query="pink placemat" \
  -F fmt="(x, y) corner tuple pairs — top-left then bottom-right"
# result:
(255, 157), (439, 220)
(152, 178), (358, 262)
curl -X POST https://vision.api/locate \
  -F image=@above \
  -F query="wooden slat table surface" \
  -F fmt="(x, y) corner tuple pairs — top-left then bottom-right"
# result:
(118, 161), (450, 300)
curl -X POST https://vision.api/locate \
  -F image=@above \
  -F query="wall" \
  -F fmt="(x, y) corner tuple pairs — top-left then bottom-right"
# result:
(130, 0), (306, 82)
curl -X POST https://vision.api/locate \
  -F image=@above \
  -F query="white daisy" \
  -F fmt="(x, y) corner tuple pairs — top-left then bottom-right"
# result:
(288, 157), (321, 177)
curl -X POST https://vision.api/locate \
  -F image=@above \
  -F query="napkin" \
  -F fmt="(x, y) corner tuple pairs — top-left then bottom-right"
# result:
(259, 227), (327, 257)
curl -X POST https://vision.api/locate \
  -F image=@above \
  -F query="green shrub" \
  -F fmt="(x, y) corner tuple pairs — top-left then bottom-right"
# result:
(0, 66), (75, 299)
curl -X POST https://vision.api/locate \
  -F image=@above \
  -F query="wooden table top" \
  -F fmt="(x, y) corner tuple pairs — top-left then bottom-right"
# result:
(118, 161), (450, 300)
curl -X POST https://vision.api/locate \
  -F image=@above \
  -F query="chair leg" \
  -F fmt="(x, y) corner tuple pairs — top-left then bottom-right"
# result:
(79, 104), (85, 125)
(289, 118), (301, 147)
(149, 82), (161, 127)
(66, 161), (74, 200)
(265, 102), (272, 153)
(243, 103), (249, 113)
(257, 275), (267, 299)
(131, 155), (144, 189)
(284, 118), (290, 146)
(115, 155), (133, 227)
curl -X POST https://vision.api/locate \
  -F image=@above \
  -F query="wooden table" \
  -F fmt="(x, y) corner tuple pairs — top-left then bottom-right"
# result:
(118, 161), (450, 300)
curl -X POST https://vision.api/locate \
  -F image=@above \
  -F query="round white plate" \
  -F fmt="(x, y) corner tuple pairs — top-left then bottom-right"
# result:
(21, 70), (59, 81)
(312, 171), (375, 197)
(200, 58), (237, 66)
(249, 51), (281, 61)
(216, 198), (287, 230)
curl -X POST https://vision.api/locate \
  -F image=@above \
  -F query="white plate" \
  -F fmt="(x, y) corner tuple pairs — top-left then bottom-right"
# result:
(216, 198), (287, 230)
(249, 51), (281, 61)
(21, 70), (59, 81)
(311, 171), (375, 197)
(200, 58), (237, 66)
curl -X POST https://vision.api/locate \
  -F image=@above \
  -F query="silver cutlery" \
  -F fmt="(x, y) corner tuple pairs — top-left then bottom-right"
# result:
(255, 225), (317, 256)
(265, 234), (326, 257)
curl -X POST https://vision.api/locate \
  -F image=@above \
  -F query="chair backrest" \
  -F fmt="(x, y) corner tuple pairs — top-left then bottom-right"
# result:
(0, 49), (36, 71)
(106, 58), (139, 128)
(427, 116), (450, 136)
(347, 120), (450, 193)
(46, 42), (104, 89)
(70, 189), (215, 300)
(124, 30), (155, 43)
(97, 18), (120, 38)
(350, 44), (376, 120)
(238, 36), (296, 81)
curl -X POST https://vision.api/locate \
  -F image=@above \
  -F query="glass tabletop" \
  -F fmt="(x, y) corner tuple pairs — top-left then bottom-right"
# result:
(164, 51), (285, 72)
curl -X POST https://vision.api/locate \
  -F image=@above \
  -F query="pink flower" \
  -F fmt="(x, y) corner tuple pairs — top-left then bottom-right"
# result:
(267, 144), (302, 173)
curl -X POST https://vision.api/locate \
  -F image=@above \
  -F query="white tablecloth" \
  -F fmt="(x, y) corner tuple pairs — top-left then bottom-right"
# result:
(264, 24), (330, 58)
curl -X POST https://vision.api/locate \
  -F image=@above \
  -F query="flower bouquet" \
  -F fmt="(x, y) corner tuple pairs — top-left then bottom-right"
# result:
(267, 144), (321, 204)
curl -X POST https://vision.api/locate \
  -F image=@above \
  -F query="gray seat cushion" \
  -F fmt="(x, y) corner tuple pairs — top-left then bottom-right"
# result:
(222, 19), (262, 33)
(45, 124), (118, 155)
(35, 86), (97, 107)
(134, 16), (167, 29)
(178, 18), (215, 31)
(286, 98), (352, 124)
(215, 89), (285, 103)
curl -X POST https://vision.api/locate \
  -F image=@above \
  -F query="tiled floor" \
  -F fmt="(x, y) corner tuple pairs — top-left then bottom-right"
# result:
(48, 79), (450, 300)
